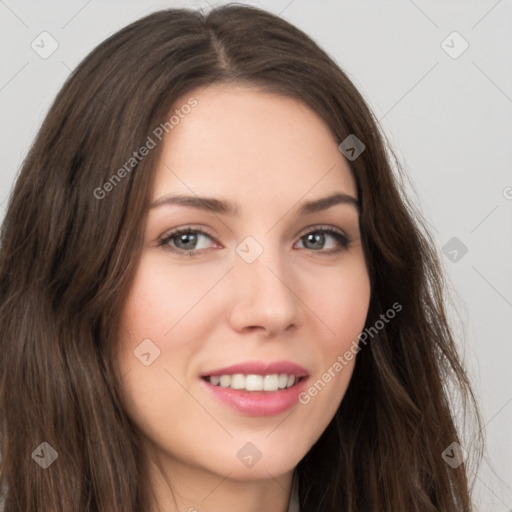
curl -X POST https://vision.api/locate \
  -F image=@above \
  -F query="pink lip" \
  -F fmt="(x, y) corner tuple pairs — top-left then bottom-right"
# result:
(199, 360), (310, 417)
(200, 360), (309, 378)
(200, 376), (309, 416)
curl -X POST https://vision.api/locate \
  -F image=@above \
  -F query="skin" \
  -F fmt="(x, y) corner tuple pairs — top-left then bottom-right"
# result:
(115, 83), (371, 512)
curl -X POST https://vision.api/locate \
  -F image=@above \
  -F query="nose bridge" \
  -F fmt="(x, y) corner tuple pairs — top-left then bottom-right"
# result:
(228, 235), (300, 334)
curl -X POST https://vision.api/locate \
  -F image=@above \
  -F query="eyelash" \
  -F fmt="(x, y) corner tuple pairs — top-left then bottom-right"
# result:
(157, 225), (351, 257)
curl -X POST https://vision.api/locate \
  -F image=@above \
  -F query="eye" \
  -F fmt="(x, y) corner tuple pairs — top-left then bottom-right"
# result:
(295, 227), (351, 255)
(158, 227), (218, 256)
(158, 225), (351, 257)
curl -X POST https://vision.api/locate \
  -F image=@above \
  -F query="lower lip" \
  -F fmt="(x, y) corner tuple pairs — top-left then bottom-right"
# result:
(201, 377), (309, 416)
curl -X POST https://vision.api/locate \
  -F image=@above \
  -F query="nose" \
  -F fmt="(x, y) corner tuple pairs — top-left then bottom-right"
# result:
(227, 245), (301, 336)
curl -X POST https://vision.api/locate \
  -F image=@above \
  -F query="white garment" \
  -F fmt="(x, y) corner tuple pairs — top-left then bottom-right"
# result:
(286, 470), (300, 512)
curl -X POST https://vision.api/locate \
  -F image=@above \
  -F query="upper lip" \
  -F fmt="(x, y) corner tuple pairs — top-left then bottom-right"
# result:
(200, 360), (309, 378)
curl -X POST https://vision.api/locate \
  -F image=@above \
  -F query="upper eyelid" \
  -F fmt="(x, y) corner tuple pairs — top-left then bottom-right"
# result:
(160, 225), (217, 242)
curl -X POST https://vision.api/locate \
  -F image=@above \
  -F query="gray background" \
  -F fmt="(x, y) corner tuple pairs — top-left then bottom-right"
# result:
(1, 1), (511, 510)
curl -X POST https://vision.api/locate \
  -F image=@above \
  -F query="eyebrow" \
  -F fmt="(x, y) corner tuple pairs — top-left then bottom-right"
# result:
(150, 192), (360, 215)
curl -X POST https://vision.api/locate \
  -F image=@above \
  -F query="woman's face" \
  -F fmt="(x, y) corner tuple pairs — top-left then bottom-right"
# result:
(116, 83), (371, 485)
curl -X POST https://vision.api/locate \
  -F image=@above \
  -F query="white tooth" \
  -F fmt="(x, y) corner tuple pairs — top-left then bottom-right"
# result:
(219, 375), (231, 387)
(231, 374), (246, 389)
(286, 375), (296, 388)
(210, 375), (220, 385)
(263, 374), (279, 391)
(245, 374), (263, 391)
(278, 373), (289, 389)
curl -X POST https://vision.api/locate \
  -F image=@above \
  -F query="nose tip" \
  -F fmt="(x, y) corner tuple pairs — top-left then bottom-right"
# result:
(227, 249), (301, 336)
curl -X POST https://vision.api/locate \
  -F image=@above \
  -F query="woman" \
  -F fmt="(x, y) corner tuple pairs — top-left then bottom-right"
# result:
(0, 4), (483, 511)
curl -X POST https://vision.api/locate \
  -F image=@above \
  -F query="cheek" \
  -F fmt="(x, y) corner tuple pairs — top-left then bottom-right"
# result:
(115, 254), (226, 407)
(305, 254), (371, 348)
(120, 254), (224, 340)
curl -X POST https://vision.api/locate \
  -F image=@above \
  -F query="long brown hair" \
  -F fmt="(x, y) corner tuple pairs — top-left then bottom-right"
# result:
(0, 4), (483, 511)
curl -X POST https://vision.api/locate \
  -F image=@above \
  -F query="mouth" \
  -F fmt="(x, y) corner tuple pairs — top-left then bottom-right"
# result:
(199, 361), (310, 416)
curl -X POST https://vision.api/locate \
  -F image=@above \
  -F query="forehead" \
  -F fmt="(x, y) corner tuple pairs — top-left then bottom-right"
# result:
(152, 84), (357, 206)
